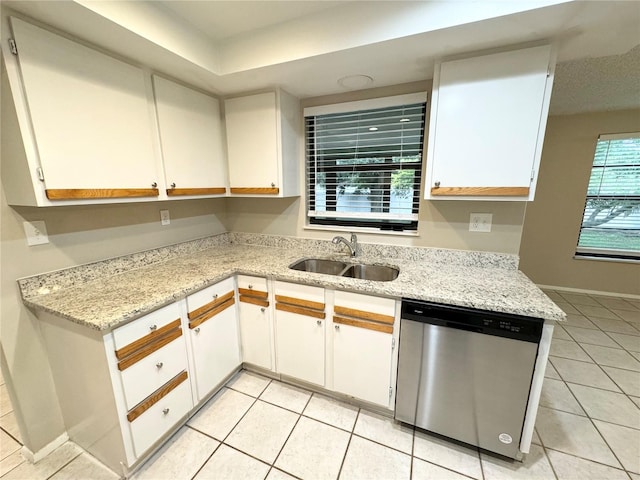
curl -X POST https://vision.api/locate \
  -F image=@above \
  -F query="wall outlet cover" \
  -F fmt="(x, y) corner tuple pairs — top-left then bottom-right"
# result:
(24, 221), (49, 246)
(160, 210), (170, 226)
(469, 213), (493, 232)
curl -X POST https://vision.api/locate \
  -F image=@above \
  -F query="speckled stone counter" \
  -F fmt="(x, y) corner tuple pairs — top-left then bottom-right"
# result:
(18, 233), (565, 331)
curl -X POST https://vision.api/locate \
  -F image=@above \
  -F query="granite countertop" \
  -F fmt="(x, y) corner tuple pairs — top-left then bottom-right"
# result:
(18, 233), (566, 331)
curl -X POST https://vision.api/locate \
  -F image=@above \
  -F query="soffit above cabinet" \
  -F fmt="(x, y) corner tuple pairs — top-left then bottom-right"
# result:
(2, 0), (639, 111)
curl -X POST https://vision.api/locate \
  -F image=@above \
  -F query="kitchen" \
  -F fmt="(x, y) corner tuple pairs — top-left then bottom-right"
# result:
(1, 1), (639, 479)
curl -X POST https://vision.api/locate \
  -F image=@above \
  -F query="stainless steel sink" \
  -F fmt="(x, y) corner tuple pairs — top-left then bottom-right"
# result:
(289, 258), (348, 275)
(341, 264), (400, 281)
(289, 258), (399, 281)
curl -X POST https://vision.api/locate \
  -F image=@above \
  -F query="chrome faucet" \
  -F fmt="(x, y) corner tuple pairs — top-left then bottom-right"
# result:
(332, 233), (358, 257)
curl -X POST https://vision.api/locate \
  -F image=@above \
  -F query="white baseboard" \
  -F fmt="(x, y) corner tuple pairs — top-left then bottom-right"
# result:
(21, 432), (69, 463)
(537, 284), (640, 300)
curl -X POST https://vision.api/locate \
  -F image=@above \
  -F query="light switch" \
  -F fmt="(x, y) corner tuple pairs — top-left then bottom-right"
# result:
(469, 213), (492, 232)
(24, 221), (49, 245)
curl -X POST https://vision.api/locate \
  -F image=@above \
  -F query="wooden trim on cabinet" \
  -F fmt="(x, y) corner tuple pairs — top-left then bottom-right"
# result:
(166, 187), (226, 196)
(275, 295), (324, 311)
(188, 291), (235, 320)
(239, 295), (269, 308)
(117, 328), (182, 371)
(189, 297), (235, 329)
(238, 288), (268, 298)
(334, 306), (394, 325)
(276, 302), (325, 319)
(46, 188), (160, 200)
(333, 315), (393, 334)
(230, 187), (279, 195)
(114, 319), (181, 360)
(430, 186), (530, 196)
(126, 371), (188, 422)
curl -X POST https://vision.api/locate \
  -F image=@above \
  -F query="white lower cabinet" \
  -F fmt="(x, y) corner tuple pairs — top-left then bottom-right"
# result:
(237, 275), (273, 370)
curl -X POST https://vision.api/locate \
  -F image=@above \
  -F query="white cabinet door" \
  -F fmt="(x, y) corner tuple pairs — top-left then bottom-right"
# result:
(425, 45), (553, 201)
(153, 76), (227, 197)
(238, 299), (272, 371)
(190, 305), (241, 402)
(275, 309), (325, 386)
(10, 18), (159, 199)
(333, 323), (393, 407)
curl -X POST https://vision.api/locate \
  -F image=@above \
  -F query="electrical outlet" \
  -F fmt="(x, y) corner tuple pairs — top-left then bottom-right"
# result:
(23, 221), (49, 245)
(160, 210), (170, 226)
(469, 213), (492, 232)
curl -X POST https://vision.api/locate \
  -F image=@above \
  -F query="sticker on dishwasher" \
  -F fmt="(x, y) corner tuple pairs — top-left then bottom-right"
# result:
(498, 433), (513, 444)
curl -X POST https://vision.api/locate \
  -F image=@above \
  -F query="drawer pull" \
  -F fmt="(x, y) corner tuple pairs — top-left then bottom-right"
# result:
(194, 327), (201, 334)
(149, 324), (158, 331)
(162, 408), (170, 415)
(156, 362), (163, 369)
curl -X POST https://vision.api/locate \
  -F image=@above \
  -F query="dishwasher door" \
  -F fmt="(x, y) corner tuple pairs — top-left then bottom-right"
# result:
(395, 317), (540, 459)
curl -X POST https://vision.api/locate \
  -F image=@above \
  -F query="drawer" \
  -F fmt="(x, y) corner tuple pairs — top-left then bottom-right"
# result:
(112, 302), (181, 351)
(334, 291), (396, 318)
(119, 334), (188, 410)
(129, 374), (192, 458)
(274, 281), (325, 307)
(237, 275), (267, 293)
(187, 277), (235, 315)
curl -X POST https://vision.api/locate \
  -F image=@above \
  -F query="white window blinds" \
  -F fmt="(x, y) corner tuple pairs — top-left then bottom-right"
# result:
(576, 132), (640, 259)
(305, 94), (427, 231)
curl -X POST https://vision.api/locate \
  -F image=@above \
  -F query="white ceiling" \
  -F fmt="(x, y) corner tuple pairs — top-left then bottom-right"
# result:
(2, 0), (640, 114)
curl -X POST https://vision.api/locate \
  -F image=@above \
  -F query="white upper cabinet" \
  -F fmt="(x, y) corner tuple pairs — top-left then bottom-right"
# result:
(225, 90), (300, 197)
(5, 18), (160, 205)
(153, 76), (228, 198)
(425, 45), (555, 201)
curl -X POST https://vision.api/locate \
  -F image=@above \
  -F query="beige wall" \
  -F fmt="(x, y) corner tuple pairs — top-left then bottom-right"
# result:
(227, 82), (527, 254)
(519, 109), (640, 295)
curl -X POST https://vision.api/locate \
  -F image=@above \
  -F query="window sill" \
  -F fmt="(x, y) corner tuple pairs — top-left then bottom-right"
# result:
(304, 224), (420, 237)
(573, 254), (639, 265)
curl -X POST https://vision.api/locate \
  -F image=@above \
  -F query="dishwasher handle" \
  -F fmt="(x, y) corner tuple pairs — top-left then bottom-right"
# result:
(445, 321), (482, 334)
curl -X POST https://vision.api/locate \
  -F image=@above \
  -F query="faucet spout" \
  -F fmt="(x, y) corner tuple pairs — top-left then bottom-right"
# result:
(332, 233), (358, 257)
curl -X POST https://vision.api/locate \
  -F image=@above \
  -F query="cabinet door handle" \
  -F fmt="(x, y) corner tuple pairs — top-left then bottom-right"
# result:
(260, 307), (266, 313)
(149, 324), (157, 331)
(194, 327), (201, 334)
(317, 320), (322, 326)
(271, 182), (276, 187)
(434, 181), (440, 188)
(151, 182), (158, 188)
(213, 294), (218, 300)
(162, 408), (170, 415)
(335, 325), (340, 331)
(156, 362), (163, 369)
(248, 284), (253, 289)
(170, 182), (176, 188)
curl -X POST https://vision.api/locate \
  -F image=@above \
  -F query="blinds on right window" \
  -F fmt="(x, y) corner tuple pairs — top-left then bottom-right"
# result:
(576, 132), (640, 260)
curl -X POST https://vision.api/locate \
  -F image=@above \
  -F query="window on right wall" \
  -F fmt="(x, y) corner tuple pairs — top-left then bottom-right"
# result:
(576, 132), (640, 261)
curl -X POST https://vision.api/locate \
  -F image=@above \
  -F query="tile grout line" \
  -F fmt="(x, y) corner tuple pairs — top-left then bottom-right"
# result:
(43, 448), (84, 480)
(335, 408), (360, 480)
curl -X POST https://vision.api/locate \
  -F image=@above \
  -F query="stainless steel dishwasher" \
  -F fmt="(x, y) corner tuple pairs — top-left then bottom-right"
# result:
(395, 299), (543, 459)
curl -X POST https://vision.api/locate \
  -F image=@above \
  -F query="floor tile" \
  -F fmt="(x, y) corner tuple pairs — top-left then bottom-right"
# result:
(631, 473), (640, 480)
(303, 394), (358, 432)
(226, 400), (299, 464)
(602, 366), (640, 397)
(612, 309), (640, 323)
(353, 410), (413, 454)
(632, 396), (640, 408)
(2, 443), (82, 480)
(569, 383), (640, 429)
(535, 407), (620, 467)
(556, 302), (581, 315)
(549, 339), (592, 362)
(413, 430), (482, 479)
(552, 326), (572, 341)
(608, 332), (640, 352)
(188, 387), (255, 441)
(0, 385), (12, 416)
(193, 444), (270, 480)
(412, 457), (471, 480)
(132, 427), (219, 480)
(544, 361), (561, 380)
(565, 326), (620, 348)
(266, 467), (297, 480)
(594, 420), (640, 474)
(0, 429), (20, 461)
(560, 293), (601, 306)
(589, 316), (640, 335)
(49, 452), (119, 480)
(562, 314), (598, 329)
(594, 296), (640, 312)
(0, 412), (21, 444)
(260, 381), (311, 414)
(546, 448), (629, 480)
(532, 428), (542, 445)
(339, 435), (410, 480)
(581, 344), (640, 371)
(542, 290), (564, 302)
(576, 305), (620, 320)
(550, 357), (621, 391)
(480, 444), (554, 480)
(632, 351), (640, 361)
(226, 371), (271, 397)
(539, 378), (585, 415)
(0, 450), (24, 477)
(275, 416), (350, 480)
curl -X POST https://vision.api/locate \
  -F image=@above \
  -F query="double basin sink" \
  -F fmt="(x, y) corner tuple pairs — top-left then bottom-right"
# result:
(289, 258), (399, 282)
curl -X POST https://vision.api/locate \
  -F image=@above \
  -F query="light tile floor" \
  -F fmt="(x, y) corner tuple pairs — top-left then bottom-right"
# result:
(2, 290), (639, 479)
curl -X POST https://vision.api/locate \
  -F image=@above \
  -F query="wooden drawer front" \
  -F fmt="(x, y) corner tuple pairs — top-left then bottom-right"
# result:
(237, 275), (267, 292)
(129, 375), (192, 457)
(334, 291), (395, 318)
(186, 277), (235, 316)
(334, 291), (395, 334)
(113, 303), (181, 350)
(119, 334), (188, 410)
(274, 281), (325, 306)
